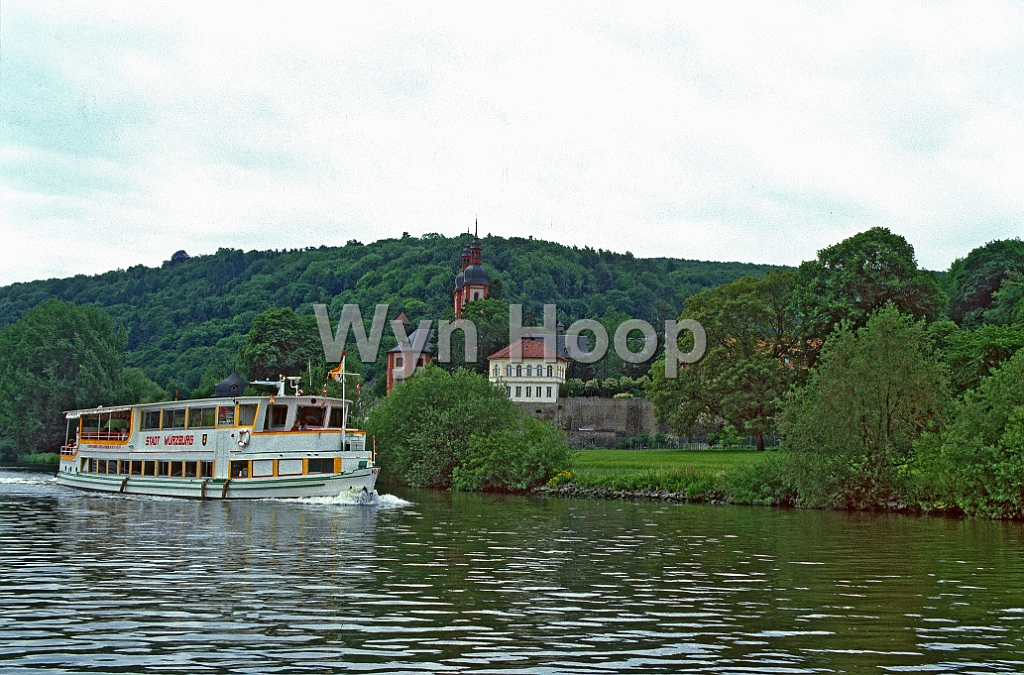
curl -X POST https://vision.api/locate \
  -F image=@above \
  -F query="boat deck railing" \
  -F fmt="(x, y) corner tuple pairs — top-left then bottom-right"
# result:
(80, 431), (130, 441)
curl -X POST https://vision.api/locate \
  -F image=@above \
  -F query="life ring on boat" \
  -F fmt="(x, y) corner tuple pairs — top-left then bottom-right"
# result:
(237, 429), (250, 448)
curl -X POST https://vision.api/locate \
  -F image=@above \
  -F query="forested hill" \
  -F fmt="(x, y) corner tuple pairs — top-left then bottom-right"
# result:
(0, 233), (782, 395)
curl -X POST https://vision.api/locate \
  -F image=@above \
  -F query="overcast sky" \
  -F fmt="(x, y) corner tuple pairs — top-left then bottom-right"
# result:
(1, 1), (1022, 285)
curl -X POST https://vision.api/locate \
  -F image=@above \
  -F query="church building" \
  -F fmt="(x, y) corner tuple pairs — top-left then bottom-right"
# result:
(453, 225), (488, 317)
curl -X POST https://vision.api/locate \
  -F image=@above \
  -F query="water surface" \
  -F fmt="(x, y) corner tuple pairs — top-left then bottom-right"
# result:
(2, 468), (1023, 673)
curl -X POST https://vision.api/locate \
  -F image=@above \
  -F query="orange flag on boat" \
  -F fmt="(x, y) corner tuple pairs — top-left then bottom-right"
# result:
(327, 358), (345, 383)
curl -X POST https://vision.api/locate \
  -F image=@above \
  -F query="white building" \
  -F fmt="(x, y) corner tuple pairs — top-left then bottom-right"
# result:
(488, 338), (567, 404)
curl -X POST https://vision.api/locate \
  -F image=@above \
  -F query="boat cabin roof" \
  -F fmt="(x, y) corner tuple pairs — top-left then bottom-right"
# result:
(65, 395), (349, 419)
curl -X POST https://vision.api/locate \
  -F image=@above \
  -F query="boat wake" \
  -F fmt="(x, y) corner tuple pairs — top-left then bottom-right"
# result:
(269, 490), (411, 509)
(0, 474), (52, 486)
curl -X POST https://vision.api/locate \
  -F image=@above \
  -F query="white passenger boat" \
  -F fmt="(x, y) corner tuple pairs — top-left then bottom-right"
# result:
(54, 374), (378, 499)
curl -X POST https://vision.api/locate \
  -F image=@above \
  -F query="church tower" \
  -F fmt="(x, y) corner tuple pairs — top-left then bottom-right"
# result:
(453, 220), (489, 317)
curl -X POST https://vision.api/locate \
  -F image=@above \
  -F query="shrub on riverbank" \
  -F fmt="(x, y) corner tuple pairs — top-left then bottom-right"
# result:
(777, 306), (947, 509)
(367, 365), (569, 491)
(911, 349), (1024, 518)
(20, 452), (59, 465)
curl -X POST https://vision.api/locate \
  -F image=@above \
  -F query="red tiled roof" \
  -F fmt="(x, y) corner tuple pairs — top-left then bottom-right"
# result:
(488, 339), (566, 361)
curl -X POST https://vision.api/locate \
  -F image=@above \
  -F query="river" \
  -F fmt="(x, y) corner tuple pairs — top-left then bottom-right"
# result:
(2, 467), (1023, 673)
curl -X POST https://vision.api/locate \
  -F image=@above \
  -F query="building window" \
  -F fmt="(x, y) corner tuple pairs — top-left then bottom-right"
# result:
(506, 386), (511, 396)
(547, 365), (553, 377)
(526, 386), (532, 397)
(493, 365), (499, 376)
(417, 357), (424, 367)
(506, 365), (512, 377)
(396, 357), (403, 367)
(515, 386), (522, 397)
(547, 386), (553, 398)
(526, 365), (532, 376)
(516, 365), (522, 377)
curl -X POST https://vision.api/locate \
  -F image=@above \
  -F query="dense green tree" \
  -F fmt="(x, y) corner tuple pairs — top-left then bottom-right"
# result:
(0, 300), (161, 459)
(983, 270), (1024, 326)
(366, 365), (568, 490)
(237, 308), (324, 382)
(936, 323), (1024, 396)
(779, 305), (947, 509)
(791, 227), (946, 364)
(912, 348), (1024, 518)
(947, 239), (1024, 326)
(648, 271), (803, 451)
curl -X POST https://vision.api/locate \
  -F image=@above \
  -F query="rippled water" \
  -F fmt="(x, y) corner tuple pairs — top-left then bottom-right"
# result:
(2, 467), (1024, 673)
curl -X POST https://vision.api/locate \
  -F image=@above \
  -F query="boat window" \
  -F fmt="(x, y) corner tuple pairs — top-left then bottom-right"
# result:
(164, 409), (186, 429)
(278, 459), (302, 476)
(218, 406), (235, 426)
(184, 462), (197, 478)
(141, 410), (161, 430)
(98, 459), (107, 474)
(82, 411), (131, 440)
(238, 404), (257, 426)
(307, 458), (334, 474)
(171, 462), (183, 478)
(131, 460), (142, 476)
(230, 461), (249, 478)
(201, 461), (214, 478)
(252, 459), (273, 477)
(265, 405), (289, 430)
(298, 406), (325, 428)
(188, 407), (215, 429)
(158, 461), (170, 477)
(144, 460), (156, 476)
(328, 407), (344, 428)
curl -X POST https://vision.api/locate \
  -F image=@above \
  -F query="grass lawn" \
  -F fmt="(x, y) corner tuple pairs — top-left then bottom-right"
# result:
(567, 447), (764, 494)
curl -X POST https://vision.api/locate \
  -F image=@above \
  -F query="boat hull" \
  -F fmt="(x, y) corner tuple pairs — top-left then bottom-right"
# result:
(54, 467), (380, 500)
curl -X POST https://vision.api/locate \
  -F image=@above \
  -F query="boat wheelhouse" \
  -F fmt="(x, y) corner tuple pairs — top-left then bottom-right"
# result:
(55, 379), (378, 499)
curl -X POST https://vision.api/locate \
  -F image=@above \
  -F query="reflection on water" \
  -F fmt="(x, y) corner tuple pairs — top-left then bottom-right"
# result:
(2, 467), (1023, 674)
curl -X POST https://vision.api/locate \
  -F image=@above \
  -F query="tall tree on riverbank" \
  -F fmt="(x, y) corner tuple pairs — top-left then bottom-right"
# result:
(647, 270), (804, 451)
(791, 227), (946, 365)
(779, 305), (947, 509)
(0, 300), (164, 460)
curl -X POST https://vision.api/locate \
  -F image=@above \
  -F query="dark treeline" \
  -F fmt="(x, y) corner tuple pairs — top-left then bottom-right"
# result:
(0, 234), (779, 398)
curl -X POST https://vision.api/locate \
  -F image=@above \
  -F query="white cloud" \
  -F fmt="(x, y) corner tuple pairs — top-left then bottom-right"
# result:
(1, 0), (1022, 285)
